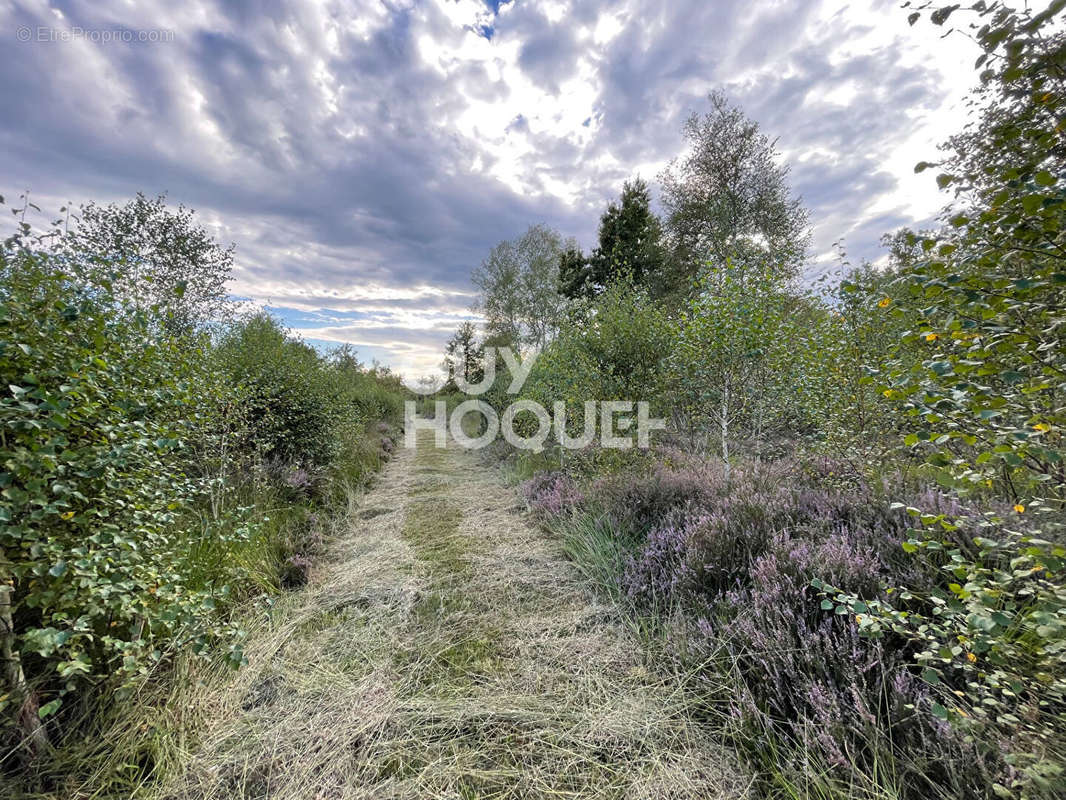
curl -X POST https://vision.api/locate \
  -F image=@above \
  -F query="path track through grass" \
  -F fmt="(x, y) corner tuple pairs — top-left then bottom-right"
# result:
(156, 431), (748, 799)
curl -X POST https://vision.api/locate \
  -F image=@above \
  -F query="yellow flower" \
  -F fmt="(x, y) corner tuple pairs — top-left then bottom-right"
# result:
(1014, 504), (1025, 514)
(1034, 423), (1050, 432)
(878, 297), (891, 308)
(924, 332), (938, 341)
(60, 511), (74, 520)
(966, 652), (977, 663)
(882, 389), (893, 398)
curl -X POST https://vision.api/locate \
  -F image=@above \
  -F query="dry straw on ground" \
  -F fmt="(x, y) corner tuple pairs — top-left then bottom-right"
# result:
(150, 432), (749, 800)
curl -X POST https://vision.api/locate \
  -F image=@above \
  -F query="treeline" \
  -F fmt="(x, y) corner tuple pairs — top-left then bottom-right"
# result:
(0, 193), (406, 788)
(449, 4), (1065, 799)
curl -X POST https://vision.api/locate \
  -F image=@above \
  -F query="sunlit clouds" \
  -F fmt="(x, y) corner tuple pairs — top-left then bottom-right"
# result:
(1, 0), (981, 378)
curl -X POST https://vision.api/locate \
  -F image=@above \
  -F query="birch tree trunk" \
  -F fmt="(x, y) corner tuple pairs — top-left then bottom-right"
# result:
(0, 579), (51, 756)
(720, 380), (730, 481)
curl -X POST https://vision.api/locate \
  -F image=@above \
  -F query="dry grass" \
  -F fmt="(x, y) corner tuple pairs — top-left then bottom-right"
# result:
(140, 431), (749, 800)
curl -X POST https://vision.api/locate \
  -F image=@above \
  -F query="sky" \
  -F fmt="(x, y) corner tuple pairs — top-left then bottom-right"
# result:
(2, 0), (987, 380)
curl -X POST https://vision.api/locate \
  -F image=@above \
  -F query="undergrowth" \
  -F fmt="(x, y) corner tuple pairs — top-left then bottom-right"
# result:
(522, 454), (1063, 800)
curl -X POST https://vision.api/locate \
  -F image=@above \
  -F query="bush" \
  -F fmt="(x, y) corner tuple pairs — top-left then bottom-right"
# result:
(0, 239), (248, 750)
(519, 283), (672, 443)
(531, 455), (1025, 798)
(0, 198), (407, 779)
(218, 314), (338, 468)
(588, 461), (722, 537)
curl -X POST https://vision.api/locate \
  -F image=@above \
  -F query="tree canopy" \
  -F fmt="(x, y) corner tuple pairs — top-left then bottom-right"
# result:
(659, 91), (810, 294)
(559, 178), (666, 300)
(472, 223), (568, 350)
(70, 193), (235, 332)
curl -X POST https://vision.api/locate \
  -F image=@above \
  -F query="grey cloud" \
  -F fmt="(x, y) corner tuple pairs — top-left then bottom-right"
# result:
(1, 0), (966, 373)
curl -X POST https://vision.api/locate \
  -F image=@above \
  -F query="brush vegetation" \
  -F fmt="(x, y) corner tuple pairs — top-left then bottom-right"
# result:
(0, 192), (405, 795)
(453, 5), (1065, 799)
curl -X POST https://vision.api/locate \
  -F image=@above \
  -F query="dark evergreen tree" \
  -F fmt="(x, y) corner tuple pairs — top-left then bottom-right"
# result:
(557, 245), (592, 300)
(443, 321), (484, 386)
(559, 178), (667, 300)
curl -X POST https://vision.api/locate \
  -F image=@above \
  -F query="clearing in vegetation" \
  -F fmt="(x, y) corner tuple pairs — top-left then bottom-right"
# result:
(152, 430), (749, 800)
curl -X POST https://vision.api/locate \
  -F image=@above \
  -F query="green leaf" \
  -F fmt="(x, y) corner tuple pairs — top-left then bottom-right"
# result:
(930, 5), (959, 26)
(38, 699), (62, 719)
(1034, 170), (1056, 187)
(1021, 195), (1043, 214)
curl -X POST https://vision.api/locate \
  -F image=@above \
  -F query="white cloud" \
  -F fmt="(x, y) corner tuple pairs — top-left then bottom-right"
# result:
(0, 0), (993, 379)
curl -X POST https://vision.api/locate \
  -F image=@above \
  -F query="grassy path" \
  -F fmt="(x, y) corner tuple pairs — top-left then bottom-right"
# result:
(158, 432), (747, 799)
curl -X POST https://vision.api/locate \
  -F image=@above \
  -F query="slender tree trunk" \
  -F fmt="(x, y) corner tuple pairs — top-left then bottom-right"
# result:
(0, 579), (50, 756)
(721, 381), (730, 481)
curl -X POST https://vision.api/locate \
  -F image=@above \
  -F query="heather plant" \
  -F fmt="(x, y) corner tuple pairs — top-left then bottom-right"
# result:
(720, 532), (1003, 798)
(588, 461), (723, 537)
(520, 471), (584, 518)
(621, 466), (791, 606)
(531, 453), (1029, 798)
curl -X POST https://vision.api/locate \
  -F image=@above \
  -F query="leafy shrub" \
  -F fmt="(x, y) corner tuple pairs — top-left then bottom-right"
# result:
(0, 239), (248, 746)
(823, 8), (1066, 793)
(0, 198), (408, 778)
(519, 283), (672, 442)
(218, 313), (338, 468)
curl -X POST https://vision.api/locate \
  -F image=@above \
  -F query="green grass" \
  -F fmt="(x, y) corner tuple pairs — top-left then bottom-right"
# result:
(555, 512), (637, 604)
(394, 434), (509, 695)
(401, 498), (467, 574)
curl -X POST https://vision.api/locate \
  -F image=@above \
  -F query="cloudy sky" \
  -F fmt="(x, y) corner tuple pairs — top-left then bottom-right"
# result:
(2, 0), (983, 378)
